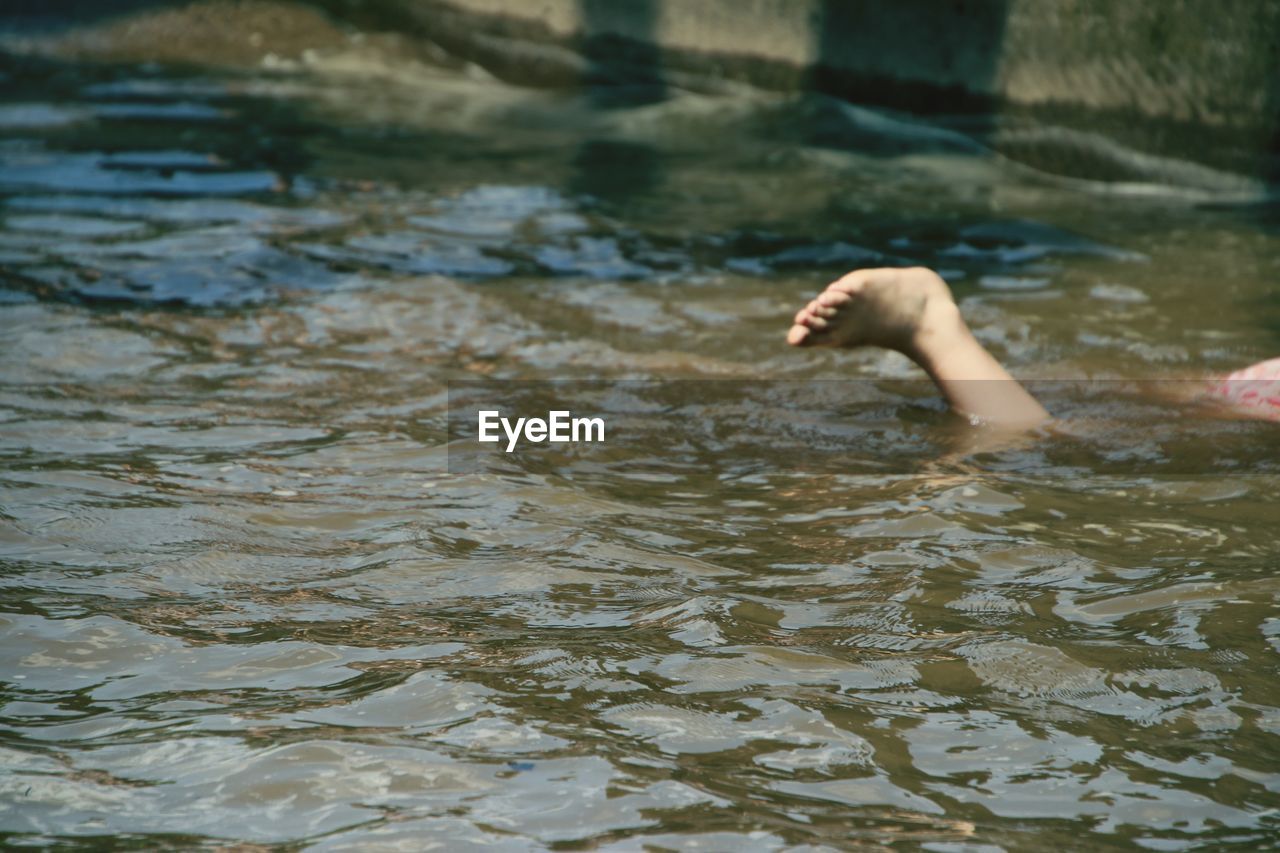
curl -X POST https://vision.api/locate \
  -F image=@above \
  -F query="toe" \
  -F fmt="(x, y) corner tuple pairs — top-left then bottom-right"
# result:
(794, 298), (825, 324)
(786, 324), (811, 346)
(816, 288), (852, 308)
(830, 270), (869, 294)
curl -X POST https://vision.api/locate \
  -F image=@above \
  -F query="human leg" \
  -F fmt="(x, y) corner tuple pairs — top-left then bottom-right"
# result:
(787, 267), (1050, 428)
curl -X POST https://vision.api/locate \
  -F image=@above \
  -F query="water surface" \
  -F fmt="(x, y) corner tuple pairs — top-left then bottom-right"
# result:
(1, 35), (1279, 850)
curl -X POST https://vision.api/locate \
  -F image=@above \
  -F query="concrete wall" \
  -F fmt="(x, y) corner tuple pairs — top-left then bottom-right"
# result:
(5, 0), (1277, 181)
(317, 0), (1012, 107)
(315, 0), (1280, 181)
(318, 0), (1280, 117)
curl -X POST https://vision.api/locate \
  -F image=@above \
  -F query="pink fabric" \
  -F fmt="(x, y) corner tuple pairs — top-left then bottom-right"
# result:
(1207, 357), (1280, 420)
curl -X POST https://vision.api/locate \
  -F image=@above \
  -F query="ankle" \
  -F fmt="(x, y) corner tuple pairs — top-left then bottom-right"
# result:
(908, 297), (968, 363)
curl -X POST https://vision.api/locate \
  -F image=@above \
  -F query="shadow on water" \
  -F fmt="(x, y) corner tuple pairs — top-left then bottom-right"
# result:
(811, 0), (1009, 123)
(0, 0), (187, 33)
(570, 0), (665, 211)
(567, 140), (661, 210)
(578, 0), (666, 108)
(1256, 9), (1280, 192)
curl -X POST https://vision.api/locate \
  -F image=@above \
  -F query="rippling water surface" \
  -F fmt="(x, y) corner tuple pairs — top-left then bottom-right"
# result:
(1, 26), (1279, 850)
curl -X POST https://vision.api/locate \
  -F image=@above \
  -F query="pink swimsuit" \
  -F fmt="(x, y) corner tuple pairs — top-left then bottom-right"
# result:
(1206, 357), (1280, 420)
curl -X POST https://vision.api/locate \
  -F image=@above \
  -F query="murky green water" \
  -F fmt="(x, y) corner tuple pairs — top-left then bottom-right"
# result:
(1, 30), (1279, 850)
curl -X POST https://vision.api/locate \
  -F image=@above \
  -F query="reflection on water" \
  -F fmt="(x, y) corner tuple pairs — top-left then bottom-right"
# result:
(1, 36), (1278, 850)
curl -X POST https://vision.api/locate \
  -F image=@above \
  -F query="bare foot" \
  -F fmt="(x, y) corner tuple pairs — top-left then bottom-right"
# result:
(786, 267), (961, 357)
(787, 266), (1050, 427)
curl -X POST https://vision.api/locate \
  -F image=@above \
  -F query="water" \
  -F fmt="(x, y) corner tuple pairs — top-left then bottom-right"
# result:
(1, 25), (1279, 850)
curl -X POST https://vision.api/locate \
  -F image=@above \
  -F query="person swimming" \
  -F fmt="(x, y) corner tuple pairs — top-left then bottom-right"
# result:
(786, 266), (1280, 427)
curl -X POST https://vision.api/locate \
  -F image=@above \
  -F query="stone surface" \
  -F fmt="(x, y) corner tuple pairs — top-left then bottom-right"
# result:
(314, 0), (1280, 179)
(2, 0), (1277, 180)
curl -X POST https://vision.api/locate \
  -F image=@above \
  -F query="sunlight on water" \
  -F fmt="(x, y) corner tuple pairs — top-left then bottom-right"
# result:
(0, 28), (1278, 850)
